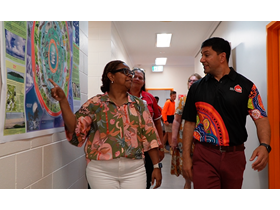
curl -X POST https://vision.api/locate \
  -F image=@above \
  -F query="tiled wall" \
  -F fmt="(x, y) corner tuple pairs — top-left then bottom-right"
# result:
(0, 21), (89, 189)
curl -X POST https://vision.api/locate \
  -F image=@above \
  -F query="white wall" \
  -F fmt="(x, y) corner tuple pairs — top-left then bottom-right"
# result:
(194, 21), (270, 189)
(88, 22), (132, 98)
(111, 23), (133, 68)
(0, 21), (89, 189)
(88, 21), (111, 97)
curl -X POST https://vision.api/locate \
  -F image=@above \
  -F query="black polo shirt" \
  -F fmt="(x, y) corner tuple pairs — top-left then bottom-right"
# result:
(182, 67), (267, 146)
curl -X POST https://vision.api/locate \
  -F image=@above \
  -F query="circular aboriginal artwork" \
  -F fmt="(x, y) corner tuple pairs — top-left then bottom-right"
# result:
(31, 21), (71, 116)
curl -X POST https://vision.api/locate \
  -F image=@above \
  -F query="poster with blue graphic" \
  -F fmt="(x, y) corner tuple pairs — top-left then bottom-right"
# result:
(0, 21), (80, 143)
(72, 21), (81, 113)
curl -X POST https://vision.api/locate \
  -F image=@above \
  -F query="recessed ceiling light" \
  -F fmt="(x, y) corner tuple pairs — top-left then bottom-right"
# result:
(156, 33), (172, 47)
(155, 57), (167, 65)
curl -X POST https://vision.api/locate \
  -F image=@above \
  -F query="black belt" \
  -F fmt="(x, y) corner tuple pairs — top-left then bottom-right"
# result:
(195, 141), (245, 152)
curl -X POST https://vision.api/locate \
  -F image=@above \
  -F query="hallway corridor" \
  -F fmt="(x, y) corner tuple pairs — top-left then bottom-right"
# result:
(155, 152), (190, 189)
(0, 21), (271, 191)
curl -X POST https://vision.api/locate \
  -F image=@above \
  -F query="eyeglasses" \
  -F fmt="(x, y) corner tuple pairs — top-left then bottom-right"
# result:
(113, 68), (134, 77)
(188, 79), (198, 83)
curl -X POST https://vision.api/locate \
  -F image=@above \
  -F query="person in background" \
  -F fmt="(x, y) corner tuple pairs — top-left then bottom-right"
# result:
(130, 68), (164, 189)
(171, 73), (202, 189)
(155, 96), (165, 143)
(162, 91), (177, 152)
(182, 37), (271, 189)
(49, 60), (162, 189)
(154, 96), (162, 114)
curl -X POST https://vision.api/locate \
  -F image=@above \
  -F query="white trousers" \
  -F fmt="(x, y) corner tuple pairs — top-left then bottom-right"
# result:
(86, 157), (146, 189)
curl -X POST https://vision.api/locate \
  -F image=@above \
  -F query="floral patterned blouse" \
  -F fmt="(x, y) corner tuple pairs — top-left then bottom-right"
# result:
(65, 92), (161, 163)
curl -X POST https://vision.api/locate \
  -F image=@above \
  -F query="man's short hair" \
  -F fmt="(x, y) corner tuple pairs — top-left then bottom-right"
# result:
(201, 37), (231, 63)
(170, 90), (176, 96)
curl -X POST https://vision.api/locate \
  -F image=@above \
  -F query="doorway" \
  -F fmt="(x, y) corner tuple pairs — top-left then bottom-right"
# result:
(266, 21), (280, 189)
(146, 88), (173, 108)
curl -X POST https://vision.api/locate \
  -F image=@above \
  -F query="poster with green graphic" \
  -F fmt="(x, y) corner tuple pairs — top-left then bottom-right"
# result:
(0, 21), (81, 143)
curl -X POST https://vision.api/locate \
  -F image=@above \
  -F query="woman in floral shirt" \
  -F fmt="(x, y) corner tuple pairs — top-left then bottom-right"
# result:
(49, 60), (162, 189)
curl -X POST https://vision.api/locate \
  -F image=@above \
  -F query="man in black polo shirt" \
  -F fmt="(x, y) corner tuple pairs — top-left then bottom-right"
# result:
(182, 37), (271, 189)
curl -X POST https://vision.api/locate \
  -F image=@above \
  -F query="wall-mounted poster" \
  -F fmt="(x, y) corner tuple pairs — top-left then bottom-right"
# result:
(72, 21), (81, 113)
(0, 21), (80, 143)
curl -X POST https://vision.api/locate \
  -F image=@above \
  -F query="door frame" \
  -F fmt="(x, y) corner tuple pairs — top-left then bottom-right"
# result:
(146, 88), (174, 107)
(266, 21), (280, 189)
(146, 88), (174, 91)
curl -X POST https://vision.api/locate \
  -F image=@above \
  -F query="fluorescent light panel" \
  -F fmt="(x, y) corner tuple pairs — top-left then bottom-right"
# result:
(155, 58), (167, 65)
(156, 33), (172, 47)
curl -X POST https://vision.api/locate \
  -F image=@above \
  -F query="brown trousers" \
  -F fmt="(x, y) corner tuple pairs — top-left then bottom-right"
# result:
(192, 142), (246, 189)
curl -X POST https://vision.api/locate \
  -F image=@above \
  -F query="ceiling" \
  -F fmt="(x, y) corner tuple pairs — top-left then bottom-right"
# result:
(113, 21), (221, 68)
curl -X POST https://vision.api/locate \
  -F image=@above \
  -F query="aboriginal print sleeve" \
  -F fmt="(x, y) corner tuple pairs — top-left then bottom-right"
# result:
(247, 84), (267, 120)
(175, 96), (186, 116)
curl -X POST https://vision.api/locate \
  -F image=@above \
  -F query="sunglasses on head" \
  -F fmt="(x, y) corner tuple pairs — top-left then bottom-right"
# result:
(132, 68), (145, 73)
(132, 68), (145, 79)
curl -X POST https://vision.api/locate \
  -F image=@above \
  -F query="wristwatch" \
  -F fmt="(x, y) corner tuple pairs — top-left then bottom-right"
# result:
(260, 143), (272, 153)
(159, 146), (164, 152)
(153, 162), (163, 169)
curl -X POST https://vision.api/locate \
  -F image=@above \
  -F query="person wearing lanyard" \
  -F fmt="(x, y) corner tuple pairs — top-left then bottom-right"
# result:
(182, 37), (271, 189)
(129, 68), (164, 189)
(49, 60), (162, 189)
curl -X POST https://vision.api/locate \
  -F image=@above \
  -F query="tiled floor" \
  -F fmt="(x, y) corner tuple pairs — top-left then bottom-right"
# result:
(152, 152), (189, 189)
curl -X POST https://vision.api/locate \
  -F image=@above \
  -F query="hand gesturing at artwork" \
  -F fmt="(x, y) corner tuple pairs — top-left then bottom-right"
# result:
(48, 78), (67, 102)
(48, 78), (76, 133)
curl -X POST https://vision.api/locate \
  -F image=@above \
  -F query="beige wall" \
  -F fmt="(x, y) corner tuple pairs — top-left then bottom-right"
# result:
(0, 21), (89, 189)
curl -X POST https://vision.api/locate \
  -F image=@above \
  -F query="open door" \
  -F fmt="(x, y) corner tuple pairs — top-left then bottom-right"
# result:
(146, 88), (173, 108)
(266, 21), (280, 189)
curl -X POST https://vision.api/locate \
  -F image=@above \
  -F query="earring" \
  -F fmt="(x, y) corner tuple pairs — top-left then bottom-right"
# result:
(111, 81), (114, 84)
